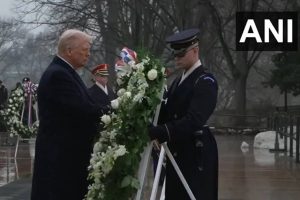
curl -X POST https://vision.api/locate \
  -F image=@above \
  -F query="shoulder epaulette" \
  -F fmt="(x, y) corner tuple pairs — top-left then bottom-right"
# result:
(194, 73), (216, 85)
(203, 76), (215, 83)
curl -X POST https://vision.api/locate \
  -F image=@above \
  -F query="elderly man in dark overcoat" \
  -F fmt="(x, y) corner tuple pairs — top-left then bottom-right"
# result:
(31, 29), (106, 200)
(148, 28), (219, 200)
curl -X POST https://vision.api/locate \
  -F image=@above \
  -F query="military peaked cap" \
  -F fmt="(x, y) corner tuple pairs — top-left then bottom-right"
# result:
(92, 64), (109, 76)
(22, 77), (30, 83)
(166, 28), (200, 57)
(166, 28), (199, 48)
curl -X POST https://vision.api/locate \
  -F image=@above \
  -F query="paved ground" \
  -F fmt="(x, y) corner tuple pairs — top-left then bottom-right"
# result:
(1, 133), (300, 200)
(218, 134), (300, 200)
(0, 178), (31, 200)
(0, 133), (32, 200)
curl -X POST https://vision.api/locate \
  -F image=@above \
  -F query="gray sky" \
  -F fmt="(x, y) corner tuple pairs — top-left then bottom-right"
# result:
(0, 0), (46, 34)
(0, 0), (16, 17)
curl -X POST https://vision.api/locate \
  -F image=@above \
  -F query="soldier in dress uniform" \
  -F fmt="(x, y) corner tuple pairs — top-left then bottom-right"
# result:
(0, 80), (8, 109)
(0, 80), (8, 131)
(148, 28), (218, 200)
(88, 64), (117, 112)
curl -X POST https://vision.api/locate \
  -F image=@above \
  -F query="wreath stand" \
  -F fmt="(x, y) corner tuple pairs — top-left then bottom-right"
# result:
(135, 89), (196, 200)
(14, 101), (38, 160)
(14, 136), (36, 179)
(14, 136), (36, 159)
(14, 102), (38, 178)
(135, 142), (196, 200)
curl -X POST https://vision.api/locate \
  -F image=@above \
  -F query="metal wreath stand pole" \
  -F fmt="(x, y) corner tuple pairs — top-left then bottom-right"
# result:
(14, 99), (26, 159)
(150, 142), (196, 200)
(135, 84), (165, 200)
(160, 143), (196, 200)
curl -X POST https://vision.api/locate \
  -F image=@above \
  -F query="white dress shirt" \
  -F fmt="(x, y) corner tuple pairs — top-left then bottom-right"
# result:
(178, 59), (202, 85)
(96, 82), (108, 95)
(57, 55), (75, 70)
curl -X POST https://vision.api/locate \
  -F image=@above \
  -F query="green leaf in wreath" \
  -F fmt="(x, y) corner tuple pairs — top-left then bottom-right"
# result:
(121, 175), (131, 188)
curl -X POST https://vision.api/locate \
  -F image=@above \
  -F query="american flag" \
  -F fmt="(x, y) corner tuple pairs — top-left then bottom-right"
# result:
(120, 47), (137, 64)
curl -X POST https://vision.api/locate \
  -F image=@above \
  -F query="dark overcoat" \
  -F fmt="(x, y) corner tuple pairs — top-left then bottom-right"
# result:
(0, 85), (8, 108)
(31, 56), (102, 200)
(159, 66), (218, 200)
(88, 84), (117, 108)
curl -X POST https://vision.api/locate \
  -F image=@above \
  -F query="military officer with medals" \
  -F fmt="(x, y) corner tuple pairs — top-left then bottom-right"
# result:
(148, 28), (218, 200)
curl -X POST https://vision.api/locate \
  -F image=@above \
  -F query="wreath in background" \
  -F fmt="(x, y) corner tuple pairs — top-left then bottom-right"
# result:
(86, 50), (165, 200)
(0, 83), (38, 138)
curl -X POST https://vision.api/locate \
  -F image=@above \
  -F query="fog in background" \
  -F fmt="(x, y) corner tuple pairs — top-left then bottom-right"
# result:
(0, 0), (299, 116)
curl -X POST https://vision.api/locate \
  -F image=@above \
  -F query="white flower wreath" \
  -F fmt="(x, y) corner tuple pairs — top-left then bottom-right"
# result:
(86, 52), (165, 200)
(0, 85), (38, 138)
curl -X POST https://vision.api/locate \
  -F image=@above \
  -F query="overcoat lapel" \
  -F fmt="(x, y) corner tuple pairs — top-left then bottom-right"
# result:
(53, 56), (94, 102)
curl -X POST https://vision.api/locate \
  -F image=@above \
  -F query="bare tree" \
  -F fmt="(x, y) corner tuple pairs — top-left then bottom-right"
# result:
(0, 18), (23, 78)
(14, 0), (212, 84)
(197, 0), (294, 116)
(14, 0), (297, 116)
(15, 0), (214, 58)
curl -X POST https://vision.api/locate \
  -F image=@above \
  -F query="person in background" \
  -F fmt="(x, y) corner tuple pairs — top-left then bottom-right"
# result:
(0, 80), (8, 132)
(10, 82), (22, 94)
(31, 29), (107, 200)
(88, 64), (117, 111)
(148, 28), (219, 200)
(0, 80), (8, 110)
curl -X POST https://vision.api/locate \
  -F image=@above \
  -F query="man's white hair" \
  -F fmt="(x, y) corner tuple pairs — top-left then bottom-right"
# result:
(57, 29), (92, 54)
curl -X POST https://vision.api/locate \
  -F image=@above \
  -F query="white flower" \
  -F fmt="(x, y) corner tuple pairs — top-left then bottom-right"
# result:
(101, 115), (111, 125)
(117, 88), (126, 97)
(131, 64), (138, 70)
(111, 99), (119, 109)
(124, 92), (132, 98)
(147, 69), (158, 80)
(142, 57), (150, 64)
(93, 142), (102, 153)
(128, 60), (136, 67)
(137, 64), (144, 72)
(133, 93), (144, 103)
(116, 78), (124, 85)
(114, 145), (127, 159)
(109, 130), (117, 140)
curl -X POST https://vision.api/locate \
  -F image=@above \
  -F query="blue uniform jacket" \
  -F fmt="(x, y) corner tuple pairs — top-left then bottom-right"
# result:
(158, 66), (218, 200)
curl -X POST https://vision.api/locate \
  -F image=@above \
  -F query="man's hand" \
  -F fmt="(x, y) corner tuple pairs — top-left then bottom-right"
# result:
(101, 105), (111, 115)
(148, 124), (169, 143)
